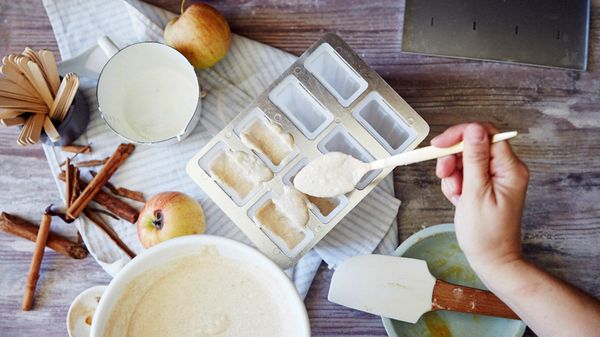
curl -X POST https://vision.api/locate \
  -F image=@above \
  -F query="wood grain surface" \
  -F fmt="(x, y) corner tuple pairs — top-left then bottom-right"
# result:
(1, 0), (600, 336)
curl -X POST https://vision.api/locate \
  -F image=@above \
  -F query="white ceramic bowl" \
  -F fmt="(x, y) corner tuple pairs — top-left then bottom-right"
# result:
(90, 235), (310, 337)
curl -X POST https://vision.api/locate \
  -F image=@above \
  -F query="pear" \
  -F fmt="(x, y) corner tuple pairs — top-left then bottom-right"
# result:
(164, 1), (231, 69)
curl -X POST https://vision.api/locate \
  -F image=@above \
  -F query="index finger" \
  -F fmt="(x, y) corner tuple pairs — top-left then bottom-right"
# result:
(431, 123), (499, 147)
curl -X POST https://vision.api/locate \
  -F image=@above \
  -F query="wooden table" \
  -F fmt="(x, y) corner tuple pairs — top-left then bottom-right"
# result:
(1, 1), (599, 336)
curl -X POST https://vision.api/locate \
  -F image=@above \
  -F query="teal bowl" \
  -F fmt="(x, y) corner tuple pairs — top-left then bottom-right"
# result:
(382, 224), (526, 337)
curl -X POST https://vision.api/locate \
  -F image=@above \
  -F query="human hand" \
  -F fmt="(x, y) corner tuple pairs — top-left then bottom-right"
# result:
(432, 123), (529, 276)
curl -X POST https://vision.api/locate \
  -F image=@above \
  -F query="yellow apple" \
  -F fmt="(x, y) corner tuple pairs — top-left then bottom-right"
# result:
(164, 2), (231, 69)
(137, 191), (205, 248)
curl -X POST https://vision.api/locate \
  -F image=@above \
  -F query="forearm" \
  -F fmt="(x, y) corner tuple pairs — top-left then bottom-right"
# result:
(474, 259), (600, 337)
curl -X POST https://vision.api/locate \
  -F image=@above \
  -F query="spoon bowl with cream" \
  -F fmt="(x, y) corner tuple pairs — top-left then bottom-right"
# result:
(294, 131), (517, 198)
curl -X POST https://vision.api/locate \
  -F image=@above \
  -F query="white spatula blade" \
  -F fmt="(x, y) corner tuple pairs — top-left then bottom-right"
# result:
(328, 255), (437, 324)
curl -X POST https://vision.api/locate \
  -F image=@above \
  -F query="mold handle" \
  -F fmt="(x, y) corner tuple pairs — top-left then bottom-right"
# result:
(97, 36), (120, 59)
(56, 36), (120, 79)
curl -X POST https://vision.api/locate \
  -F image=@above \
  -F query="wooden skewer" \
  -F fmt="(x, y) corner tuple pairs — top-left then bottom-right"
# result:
(22, 213), (52, 311)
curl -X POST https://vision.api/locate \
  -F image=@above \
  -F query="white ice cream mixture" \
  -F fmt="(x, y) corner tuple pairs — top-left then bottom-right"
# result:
(120, 66), (198, 141)
(294, 152), (367, 198)
(104, 247), (290, 337)
(208, 150), (273, 199)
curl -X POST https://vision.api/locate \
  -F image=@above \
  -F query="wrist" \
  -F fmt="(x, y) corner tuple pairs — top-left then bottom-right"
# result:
(466, 252), (524, 281)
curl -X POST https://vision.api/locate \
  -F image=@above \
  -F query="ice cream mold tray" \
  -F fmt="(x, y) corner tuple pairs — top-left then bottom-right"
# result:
(187, 33), (429, 268)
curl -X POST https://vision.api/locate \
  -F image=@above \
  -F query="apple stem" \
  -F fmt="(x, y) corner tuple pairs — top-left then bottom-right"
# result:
(180, 0), (186, 16)
(152, 210), (163, 230)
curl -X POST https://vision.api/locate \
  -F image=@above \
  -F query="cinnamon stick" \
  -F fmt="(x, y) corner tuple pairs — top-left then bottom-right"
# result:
(90, 170), (145, 203)
(61, 144), (91, 154)
(58, 172), (139, 223)
(116, 187), (145, 202)
(67, 143), (135, 219)
(0, 212), (87, 259)
(74, 157), (109, 168)
(22, 213), (52, 311)
(83, 209), (136, 259)
(70, 167), (79, 207)
(65, 159), (73, 208)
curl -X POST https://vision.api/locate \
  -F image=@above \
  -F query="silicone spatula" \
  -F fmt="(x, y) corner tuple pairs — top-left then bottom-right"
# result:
(328, 255), (519, 323)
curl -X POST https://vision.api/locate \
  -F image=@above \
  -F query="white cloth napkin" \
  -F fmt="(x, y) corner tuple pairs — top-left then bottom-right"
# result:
(41, 0), (401, 298)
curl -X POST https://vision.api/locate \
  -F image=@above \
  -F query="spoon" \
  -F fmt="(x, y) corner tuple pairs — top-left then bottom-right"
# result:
(293, 131), (517, 198)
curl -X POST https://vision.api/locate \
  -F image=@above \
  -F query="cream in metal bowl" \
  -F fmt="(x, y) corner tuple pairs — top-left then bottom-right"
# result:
(90, 235), (310, 337)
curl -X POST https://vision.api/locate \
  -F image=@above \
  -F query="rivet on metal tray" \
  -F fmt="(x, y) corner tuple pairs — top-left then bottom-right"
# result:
(335, 117), (341, 123)
(407, 117), (415, 125)
(315, 225), (322, 232)
(293, 66), (301, 74)
(335, 46), (343, 53)
(273, 113), (282, 122)
(225, 132), (232, 138)
(272, 247), (280, 254)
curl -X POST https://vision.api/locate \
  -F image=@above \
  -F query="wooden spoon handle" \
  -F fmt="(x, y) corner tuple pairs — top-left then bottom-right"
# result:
(370, 131), (517, 170)
(432, 279), (519, 320)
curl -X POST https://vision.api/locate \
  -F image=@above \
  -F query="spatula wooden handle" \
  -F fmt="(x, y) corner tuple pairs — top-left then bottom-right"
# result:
(432, 279), (519, 320)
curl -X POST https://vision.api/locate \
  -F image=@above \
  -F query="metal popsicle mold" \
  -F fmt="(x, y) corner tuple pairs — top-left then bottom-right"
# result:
(186, 33), (429, 268)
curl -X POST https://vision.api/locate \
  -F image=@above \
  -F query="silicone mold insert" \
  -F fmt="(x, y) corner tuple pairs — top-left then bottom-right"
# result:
(305, 43), (368, 107)
(198, 142), (270, 206)
(353, 92), (417, 154)
(234, 108), (298, 173)
(318, 125), (381, 190)
(248, 192), (314, 257)
(269, 76), (334, 140)
(283, 159), (349, 224)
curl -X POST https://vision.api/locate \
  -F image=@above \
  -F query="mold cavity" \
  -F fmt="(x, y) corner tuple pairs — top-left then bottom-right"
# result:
(304, 43), (368, 107)
(472, 21), (477, 31)
(269, 76), (334, 140)
(430, 17), (434, 27)
(318, 125), (380, 190)
(235, 109), (297, 171)
(515, 25), (519, 35)
(249, 189), (313, 256)
(199, 142), (273, 205)
(557, 30), (561, 40)
(283, 158), (348, 223)
(352, 92), (416, 154)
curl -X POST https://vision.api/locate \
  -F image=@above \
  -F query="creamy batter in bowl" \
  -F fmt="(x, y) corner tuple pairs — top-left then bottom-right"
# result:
(90, 235), (310, 337)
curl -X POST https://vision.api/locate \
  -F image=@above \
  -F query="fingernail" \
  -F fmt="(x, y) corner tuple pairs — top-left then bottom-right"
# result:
(465, 125), (486, 144)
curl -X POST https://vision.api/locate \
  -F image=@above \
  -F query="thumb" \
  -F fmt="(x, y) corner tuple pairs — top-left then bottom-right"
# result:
(462, 124), (491, 195)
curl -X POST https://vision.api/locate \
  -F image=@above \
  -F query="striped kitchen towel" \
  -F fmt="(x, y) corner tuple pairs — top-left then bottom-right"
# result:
(41, 0), (401, 298)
